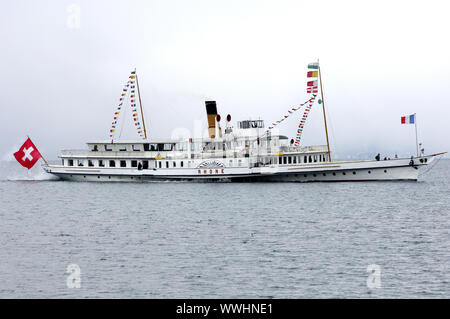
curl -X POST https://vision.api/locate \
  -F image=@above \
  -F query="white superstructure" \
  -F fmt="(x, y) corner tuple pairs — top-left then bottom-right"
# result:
(44, 119), (438, 182)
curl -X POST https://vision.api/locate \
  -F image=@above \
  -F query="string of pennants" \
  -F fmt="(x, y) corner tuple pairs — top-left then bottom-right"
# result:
(267, 98), (316, 130)
(294, 93), (317, 146)
(128, 71), (145, 139)
(109, 70), (144, 140)
(294, 62), (320, 146)
(267, 62), (321, 146)
(109, 80), (129, 139)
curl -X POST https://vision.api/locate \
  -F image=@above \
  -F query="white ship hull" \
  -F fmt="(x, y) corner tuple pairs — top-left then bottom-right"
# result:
(44, 155), (434, 183)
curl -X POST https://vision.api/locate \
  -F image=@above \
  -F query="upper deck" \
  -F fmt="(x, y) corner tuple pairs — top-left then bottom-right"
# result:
(60, 136), (329, 160)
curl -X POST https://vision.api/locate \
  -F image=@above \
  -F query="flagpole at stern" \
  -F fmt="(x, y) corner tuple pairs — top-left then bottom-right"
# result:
(414, 113), (419, 157)
(318, 63), (332, 162)
(41, 156), (49, 166)
(27, 135), (49, 166)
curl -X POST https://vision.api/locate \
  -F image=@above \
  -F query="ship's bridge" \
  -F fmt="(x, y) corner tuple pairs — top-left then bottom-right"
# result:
(237, 120), (264, 129)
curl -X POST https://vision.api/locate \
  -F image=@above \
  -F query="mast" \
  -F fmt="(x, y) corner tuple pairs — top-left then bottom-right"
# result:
(318, 64), (332, 162)
(135, 69), (148, 139)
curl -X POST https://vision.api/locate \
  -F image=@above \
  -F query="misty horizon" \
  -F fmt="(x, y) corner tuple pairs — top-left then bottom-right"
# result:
(1, 0), (449, 161)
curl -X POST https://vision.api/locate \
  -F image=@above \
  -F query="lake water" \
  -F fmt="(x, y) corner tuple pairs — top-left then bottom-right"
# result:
(0, 159), (448, 298)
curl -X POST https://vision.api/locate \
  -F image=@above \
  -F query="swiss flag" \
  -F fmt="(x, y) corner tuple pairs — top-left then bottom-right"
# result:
(13, 137), (42, 169)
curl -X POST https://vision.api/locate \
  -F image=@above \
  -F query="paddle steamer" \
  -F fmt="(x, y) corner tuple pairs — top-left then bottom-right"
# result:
(44, 65), (443, 182)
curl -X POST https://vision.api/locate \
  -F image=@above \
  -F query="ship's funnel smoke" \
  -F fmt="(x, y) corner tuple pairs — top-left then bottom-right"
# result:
(205, 101), (217, 138)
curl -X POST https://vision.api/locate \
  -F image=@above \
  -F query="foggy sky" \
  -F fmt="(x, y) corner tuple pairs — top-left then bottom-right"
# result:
(1, 0), (449, 160)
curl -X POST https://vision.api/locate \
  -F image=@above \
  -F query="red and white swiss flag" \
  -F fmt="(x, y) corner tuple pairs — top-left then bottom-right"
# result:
(13, 137), (42, 169)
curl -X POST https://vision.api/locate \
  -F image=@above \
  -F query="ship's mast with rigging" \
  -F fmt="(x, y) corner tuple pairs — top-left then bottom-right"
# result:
(135, 68), (148, 139)
(318, 61), (332, 162)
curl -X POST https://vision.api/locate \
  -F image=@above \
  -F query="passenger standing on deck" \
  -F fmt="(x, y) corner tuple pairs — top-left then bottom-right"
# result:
(375, 153), (381, 161)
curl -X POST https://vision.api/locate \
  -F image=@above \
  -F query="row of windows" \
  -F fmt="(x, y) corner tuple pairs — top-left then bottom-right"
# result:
(71, 169), (389, 182)
(73, 175), (144, 180)
(237, 120), (265, 129)
(65, 159), (208, 169)
(302, 170), (388, 177)
(91, 143), (175, 152)
(71, 169), (389, 181)
(278, 154), (328, 165)
(64, 154), (328, 169)
(91, 141), (286, 153)
(66, 159), (145, 168)
(64, 158), (246, 168)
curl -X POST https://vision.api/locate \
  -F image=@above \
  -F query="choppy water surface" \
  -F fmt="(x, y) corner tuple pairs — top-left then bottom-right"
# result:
(0, 159), (448, 298)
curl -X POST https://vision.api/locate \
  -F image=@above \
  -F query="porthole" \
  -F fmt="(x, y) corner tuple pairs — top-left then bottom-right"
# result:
(83, 176), (86, 178)
(424, 158), (428, 163)
(353, 172), (356, 175)
(323, 173), (326, 176)
(384, 170), (387, 173)
(108, 176), (111, 179)
(342, 172), (346, 175)
(97, 176), (100, 179)
(332, 172), (336, 176)
(313, 174), (317, 177)
(368, 171), (371, 174)
(304, 174), (307, 177)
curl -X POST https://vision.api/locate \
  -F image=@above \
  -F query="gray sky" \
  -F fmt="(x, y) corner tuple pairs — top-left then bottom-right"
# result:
(1, 0), (449, 160)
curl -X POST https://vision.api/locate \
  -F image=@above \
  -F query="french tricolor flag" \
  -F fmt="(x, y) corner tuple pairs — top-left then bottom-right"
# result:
(401, 114), (415, 124)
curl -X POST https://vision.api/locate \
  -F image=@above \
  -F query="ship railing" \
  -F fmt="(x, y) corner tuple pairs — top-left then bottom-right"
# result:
(61, 150), (89, 156)
(60, 145), (329, 159)
(282, 145), (328, 153)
